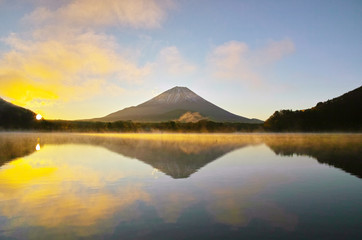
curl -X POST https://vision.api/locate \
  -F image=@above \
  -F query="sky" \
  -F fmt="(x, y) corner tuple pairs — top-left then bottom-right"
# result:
(0, 0), (361, 121)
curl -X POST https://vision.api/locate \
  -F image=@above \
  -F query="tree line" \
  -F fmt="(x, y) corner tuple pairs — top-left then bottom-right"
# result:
(10, 119), (262, 133)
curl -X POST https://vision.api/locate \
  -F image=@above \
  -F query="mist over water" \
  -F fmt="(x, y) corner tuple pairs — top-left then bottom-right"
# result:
(0, 133), (361, 239)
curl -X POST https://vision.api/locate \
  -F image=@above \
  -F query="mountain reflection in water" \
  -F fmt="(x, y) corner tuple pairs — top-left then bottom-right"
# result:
(1, 133), (361, 179)
(0, 133), (361, 240)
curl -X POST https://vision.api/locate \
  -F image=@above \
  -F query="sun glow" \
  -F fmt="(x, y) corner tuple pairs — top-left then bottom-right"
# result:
(35, 144), (41, 151)
(36, 114), (43, 120)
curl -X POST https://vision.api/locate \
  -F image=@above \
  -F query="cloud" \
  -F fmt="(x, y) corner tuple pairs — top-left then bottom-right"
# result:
(252, 39), (295, 65)
(154, 46), (197, 75)
(0, 148), (151, 237)
(204, 174), (298, 230)
(0, 0), (176, 113)
(23, 0), (174, 29)
(207, 39), (295, 86)
(0, 32), (150, 108)
(207, 41), (260, 85)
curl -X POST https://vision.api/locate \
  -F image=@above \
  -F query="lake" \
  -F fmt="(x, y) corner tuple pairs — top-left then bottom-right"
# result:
(0, 133), (361, 239)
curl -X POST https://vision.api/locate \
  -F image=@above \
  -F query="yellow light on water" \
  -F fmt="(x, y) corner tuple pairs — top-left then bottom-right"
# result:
(35, 144), (41, 151)
(36, 114), (43, 120)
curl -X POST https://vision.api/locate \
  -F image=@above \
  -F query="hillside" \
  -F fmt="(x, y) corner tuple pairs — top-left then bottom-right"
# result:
(93, 86), (262, 123)
(0, 98), (36, 129)
(0, 96), (262, 132)
(264, 85), (362, 131)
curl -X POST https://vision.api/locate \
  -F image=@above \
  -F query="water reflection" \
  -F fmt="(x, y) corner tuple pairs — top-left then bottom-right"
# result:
(0, 133), (361, 239)
(0, 145), (152, 237)
(1, 133), (361, 179)
(263, 134), (362, 178)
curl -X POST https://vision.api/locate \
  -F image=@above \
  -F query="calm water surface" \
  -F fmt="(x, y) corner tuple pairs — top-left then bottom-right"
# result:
(0, 133), (361, 239)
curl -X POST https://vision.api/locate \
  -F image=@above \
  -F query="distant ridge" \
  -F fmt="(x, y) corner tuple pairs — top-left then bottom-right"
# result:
(92, 86), (262, 123)
(0, 97), (36, 128)
(264, 85), (362, 131)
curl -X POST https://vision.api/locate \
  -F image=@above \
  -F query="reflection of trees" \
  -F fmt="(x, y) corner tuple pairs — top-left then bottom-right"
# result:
(1, 133), (361, 179)
(0, 133), (39, 166)
(0, 133), (259, 178)
(1, 133), (361, 240)
(264, 134), (362, 178)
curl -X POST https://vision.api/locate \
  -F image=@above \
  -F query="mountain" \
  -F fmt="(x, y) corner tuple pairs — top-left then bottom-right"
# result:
(0, 97), (36, 129)
(264, 85), (362, 131)
(92, 86), (262, 123)
(101, 137), (246, 178)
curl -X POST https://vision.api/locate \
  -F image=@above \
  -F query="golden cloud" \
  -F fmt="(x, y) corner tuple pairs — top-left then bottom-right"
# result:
(0, 0), (175, 116)
(0, 32), (150, 109)
(0, 146), (151, 237)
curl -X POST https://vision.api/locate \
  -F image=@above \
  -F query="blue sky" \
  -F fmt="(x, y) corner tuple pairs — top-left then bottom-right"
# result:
(0, 0), (361, 120)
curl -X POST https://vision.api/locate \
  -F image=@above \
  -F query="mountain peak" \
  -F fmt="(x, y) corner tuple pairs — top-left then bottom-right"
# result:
(170, 86), (190, 90)
(141, 86), (201, 105)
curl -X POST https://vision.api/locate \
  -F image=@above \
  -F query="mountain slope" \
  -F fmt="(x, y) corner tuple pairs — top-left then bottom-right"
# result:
(264, 85), (362, 131)
(93, 86), (262, 123)
(0, 98), (36, 129)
